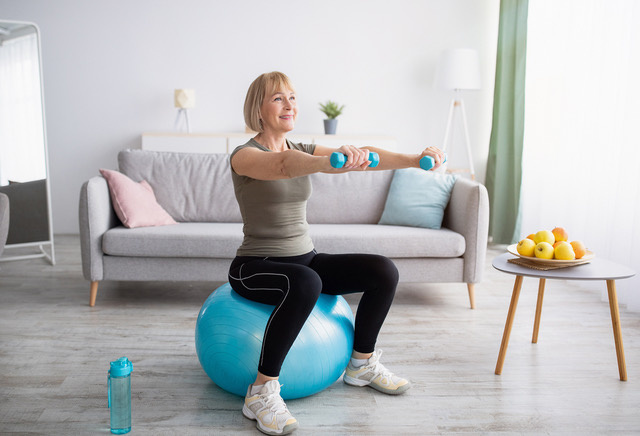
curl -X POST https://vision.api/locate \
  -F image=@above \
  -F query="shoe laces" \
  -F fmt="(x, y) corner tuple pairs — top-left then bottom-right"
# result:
(369, 350), (395, 382)
(263, 388), (288, 415)
(371, 361), (394, 380)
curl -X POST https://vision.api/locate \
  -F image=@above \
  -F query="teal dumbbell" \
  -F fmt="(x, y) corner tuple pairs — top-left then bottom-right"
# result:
(419, 153), (447, 171)
(330, 151), (380, 169)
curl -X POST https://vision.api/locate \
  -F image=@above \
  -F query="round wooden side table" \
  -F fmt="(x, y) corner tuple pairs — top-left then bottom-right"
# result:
(492, 252), (635, 381)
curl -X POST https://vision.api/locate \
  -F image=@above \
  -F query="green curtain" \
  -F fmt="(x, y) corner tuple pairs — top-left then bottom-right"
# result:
(485, 0), (529, 244)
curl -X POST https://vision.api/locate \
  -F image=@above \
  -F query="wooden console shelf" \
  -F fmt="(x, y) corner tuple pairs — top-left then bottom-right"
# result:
(141, 132), (397, 154)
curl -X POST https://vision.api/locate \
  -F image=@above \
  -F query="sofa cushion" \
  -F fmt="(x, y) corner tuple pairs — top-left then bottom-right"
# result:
(0, 179), (49, 244)
(103, 222), (465, 259)
(118, 150), (242, 223)
(379, 169), (457, 229)
(307, 171), (393, 224)
(102, 223), (244, 258)
(99, 169), (177, 228)
(309, 224), (465, 258)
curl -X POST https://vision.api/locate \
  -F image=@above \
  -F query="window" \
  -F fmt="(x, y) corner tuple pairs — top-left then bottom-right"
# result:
(0, 32), (46, 185)
(521, 0), (640, 309)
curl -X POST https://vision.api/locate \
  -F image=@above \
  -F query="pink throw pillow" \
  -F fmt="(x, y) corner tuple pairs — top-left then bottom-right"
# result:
(99, 169), (177, 228)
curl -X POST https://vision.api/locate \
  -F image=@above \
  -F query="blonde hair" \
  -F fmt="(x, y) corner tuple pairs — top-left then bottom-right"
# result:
(243, 72), (296, 133)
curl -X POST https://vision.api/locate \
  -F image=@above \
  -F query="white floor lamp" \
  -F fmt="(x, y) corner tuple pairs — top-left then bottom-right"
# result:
(435, 49), (481, 180)
(174, 89), (195, 133)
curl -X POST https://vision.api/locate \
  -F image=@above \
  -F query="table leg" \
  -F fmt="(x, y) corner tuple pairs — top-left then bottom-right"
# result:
(495, 275), (524, 375)
(606, 279), (627, 381)
(532, 278), (546, 343)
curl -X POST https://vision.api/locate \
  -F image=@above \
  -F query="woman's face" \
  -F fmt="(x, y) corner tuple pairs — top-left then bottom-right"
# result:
(260, 87), (297, 134)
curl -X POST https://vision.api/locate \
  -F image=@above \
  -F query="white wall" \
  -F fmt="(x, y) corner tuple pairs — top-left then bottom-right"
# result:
(0, 0), (499, 234)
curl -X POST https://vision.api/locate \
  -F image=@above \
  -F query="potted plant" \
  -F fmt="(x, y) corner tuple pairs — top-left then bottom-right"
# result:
(319, 100), (344, 135)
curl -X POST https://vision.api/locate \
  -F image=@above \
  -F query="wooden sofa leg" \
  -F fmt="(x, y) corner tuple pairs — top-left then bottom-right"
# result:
(467, 283), (476, 309)
(89, 281), (99, 307)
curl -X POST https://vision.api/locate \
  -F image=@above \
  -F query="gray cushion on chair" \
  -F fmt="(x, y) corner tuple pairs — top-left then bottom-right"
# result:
(0, 193), (9, 256)
(0, 180), (48, 244)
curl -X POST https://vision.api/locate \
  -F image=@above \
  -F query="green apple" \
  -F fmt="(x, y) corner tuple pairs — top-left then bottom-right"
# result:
(534, 242), (554, 259)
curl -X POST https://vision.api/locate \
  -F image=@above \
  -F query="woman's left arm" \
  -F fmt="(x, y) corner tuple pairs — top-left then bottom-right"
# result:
(313, 144), (445, 171)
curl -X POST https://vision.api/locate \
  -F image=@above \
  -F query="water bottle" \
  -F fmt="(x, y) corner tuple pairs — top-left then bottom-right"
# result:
(108, 357), (132, 434)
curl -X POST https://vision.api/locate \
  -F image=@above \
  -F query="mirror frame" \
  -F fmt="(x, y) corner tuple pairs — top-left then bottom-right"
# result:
(0, 20), (55, 265)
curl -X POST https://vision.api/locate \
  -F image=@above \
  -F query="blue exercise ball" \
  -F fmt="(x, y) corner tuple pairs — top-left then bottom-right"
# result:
(195, 283), (355, 400)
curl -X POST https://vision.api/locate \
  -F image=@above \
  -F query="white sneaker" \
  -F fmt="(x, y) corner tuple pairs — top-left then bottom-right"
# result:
(343, 349), (411, 395)
(242, 380), (299, 435)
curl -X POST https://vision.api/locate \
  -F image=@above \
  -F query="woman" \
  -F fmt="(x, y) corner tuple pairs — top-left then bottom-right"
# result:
(229, 71), (445, 435)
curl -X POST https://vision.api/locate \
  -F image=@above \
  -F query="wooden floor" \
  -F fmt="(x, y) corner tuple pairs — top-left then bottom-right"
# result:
(1, 235), (639, 435)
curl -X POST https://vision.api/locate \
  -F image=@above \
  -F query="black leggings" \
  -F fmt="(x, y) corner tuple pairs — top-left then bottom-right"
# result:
(228, 250), (399, 377)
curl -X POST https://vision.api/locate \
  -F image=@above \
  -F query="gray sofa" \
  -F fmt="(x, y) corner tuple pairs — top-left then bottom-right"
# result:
(79, 149), (489, 307)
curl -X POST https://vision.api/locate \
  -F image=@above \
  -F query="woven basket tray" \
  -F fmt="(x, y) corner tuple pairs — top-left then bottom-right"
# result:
(507, 257), (591, 271)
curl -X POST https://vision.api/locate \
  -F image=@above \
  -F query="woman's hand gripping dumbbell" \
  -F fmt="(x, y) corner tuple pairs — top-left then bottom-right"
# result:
(419, 153), (447, 171)
(330, 151), (380, 169)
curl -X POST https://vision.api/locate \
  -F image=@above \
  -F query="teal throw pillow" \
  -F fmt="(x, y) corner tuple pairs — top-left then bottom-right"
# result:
(378, 169), (457, 229)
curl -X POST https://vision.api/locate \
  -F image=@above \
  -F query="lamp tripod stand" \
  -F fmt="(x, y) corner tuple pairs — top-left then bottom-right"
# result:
(173, 89), (195, 133)
(442, 90), (475, 180)
(174, 108), (191, 133)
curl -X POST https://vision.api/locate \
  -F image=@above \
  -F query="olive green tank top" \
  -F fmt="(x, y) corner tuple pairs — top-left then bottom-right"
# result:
(230, 138), (316, 257)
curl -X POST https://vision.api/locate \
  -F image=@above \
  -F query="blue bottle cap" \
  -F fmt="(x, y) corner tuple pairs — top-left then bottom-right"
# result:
(109, 357), (133, 377)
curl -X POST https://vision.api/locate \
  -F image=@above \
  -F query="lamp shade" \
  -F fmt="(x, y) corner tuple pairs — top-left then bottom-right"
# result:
(434, 49), (481, 90)
(174, 89), (195, 109)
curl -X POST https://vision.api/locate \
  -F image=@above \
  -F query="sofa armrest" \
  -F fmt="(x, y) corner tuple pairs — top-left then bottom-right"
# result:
(442, 177), (490, 283)
(78, 176), (119, 281)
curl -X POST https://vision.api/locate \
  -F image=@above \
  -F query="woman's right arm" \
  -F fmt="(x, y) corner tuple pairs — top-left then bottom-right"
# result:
(231, 147), (347, 181)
